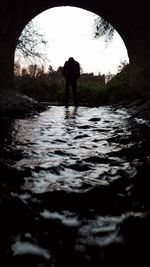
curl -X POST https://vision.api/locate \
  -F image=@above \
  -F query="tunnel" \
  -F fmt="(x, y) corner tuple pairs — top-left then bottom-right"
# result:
(1, 2), (150, 266)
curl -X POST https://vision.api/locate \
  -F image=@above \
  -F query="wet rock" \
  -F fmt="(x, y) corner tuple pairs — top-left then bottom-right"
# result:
(68, 162), (91, 172)
(74, 134), (90, 139)
(78, 125), (91, 129)
(118, 212), (150, 266)
(120, 212), (150, 243)
(89, 117), (101, 122)
(0, 89), (45, 117)
(84, 155), (110, 164)
(0, 195), (34, 229)
(12, 240), (50, 259)
(0, 162), (31, 188)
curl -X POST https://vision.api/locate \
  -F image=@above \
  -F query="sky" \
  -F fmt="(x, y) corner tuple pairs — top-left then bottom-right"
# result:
(30, 6), (129, 75)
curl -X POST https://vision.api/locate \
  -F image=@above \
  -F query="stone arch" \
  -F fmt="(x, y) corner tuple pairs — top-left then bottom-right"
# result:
(0, 1), (150, 96)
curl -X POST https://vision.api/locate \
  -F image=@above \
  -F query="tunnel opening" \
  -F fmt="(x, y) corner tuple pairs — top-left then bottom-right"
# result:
(14, 6), (129, 107)
(0, 1), (150, 97)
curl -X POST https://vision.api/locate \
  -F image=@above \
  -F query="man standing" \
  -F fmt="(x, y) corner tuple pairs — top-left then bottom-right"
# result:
(63, 57), (80, 107)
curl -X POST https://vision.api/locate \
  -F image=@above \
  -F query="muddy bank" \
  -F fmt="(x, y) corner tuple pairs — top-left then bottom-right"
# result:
(114, 96), (150, 120)
(0, 89), (45, 117)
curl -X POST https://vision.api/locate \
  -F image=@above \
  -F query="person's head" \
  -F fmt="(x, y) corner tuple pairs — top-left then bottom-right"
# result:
(68, 57), (74, 62)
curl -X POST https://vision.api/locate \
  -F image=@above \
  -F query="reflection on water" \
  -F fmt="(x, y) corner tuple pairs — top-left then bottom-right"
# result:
(65, 106), (78, 120)
(1, 105), (150, 267)
(9, 106), (133, 193)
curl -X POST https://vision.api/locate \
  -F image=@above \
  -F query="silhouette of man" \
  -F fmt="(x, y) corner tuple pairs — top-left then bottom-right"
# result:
(63, 57), (80, 107)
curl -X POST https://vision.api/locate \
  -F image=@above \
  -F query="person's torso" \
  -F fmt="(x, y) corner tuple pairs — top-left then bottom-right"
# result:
(65, 61), (79, 78)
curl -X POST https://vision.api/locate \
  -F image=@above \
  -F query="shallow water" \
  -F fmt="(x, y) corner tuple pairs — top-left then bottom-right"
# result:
(11, 106), (134, 192)
(1, 105), (150, 267)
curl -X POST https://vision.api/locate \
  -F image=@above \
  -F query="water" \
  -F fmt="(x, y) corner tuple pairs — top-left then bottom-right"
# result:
(9, 106), (133, 192)
(1, 105), (150, 266)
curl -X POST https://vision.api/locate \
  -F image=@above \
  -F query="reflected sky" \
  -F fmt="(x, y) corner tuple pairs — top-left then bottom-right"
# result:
(7, 106), (136, 193)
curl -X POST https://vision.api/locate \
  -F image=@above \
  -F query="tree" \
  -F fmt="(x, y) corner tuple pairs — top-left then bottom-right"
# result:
(105, 71), (114, 83)
(48, 65), (54, 74)
(15, 20), (48, 64)
(14, 61), (21, 76)
(22, 67), (28, 76)
(37, 64), (45, 77)
(93, 16), (115, 44)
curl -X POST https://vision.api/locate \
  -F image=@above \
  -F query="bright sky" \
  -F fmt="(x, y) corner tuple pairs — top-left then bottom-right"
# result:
(32, 6), (129, 75)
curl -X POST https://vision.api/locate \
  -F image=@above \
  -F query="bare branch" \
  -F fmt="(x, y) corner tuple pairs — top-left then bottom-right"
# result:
(93, 16), (115, 44)
(15, 20), (49, 64)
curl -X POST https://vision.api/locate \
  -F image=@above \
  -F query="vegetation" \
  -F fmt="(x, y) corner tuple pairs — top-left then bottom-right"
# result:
(14, 18), (132, 107)
(14, 61), (133, 106)
(15, 20), (48, 64)
(98, 61), (132, 104)
(93, 16), (115, 43)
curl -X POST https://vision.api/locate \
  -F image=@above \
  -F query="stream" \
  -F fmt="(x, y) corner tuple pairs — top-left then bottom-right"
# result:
(0, 105), (150, 267)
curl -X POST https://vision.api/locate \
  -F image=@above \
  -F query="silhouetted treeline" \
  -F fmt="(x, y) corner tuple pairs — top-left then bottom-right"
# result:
(14, 62), (133, 106)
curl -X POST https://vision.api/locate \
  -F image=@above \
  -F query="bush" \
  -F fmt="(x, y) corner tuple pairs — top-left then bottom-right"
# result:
(15, 63), (133, 106)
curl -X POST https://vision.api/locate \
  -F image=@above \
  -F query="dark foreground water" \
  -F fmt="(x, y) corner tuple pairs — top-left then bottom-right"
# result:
(0, 105), (150, 267)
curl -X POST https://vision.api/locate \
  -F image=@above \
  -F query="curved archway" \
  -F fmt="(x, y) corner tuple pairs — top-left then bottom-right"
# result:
(0, 1), (150, 95)
(15, 6), (129, 77)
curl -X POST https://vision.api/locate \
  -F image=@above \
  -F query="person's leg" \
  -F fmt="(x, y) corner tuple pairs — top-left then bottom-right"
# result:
(72, 79), (78, 107)
(65, 79), (70, 107)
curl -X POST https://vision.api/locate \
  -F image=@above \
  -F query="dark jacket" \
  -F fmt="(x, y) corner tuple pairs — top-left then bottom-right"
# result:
(63, 58), (80, 80)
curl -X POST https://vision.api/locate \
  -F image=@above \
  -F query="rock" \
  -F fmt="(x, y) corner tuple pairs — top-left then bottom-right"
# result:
(0, 89), (45, 116)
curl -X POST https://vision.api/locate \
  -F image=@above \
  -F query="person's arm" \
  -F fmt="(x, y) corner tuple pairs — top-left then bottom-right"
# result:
(76, 62), (80, 79)
(63, 62), (67, 77)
